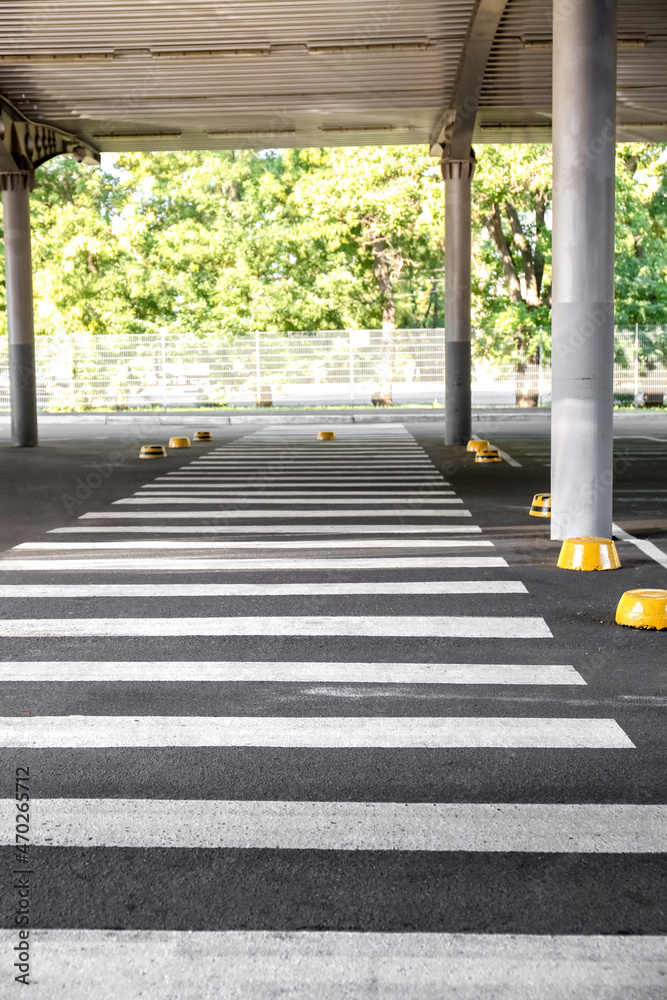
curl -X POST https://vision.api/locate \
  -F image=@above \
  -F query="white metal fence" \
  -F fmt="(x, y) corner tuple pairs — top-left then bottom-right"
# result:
(0, 326), (665, 409)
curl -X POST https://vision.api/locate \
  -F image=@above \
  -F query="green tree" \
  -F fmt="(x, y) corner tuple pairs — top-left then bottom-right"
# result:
(293, 145), (445, 398)
(469, 141), (667, 372)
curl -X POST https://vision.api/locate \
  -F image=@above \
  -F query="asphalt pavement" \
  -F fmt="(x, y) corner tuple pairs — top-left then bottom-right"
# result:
(0, 415), (665, 998)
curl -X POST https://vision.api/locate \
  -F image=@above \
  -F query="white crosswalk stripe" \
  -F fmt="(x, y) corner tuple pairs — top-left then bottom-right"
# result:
(0, 580), (522, 597)
(0, 930), (662, 1000)
(47, 525), (484, 535)
(143, 488), (454, 495)
(1, 800), (661, 851)
(0, 615), (553, 637)
(118, 495), (463, 503)
(13, 539), (494, 551)
(0, 716), (632, 748)
(0, 556), (508, 570)
(0, 660), (581, 683)
(74, 508), (473, 518)
(0, 422), (644, 990)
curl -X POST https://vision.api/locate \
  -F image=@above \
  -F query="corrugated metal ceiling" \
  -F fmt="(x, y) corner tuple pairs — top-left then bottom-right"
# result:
(0, 1), (665, 154)
(477, 0), (667, 144)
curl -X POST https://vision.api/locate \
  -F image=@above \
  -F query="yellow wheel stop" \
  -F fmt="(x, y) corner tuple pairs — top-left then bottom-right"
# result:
(557, 537), (621, 571)
(616, 589), (667, 629)
(194, 431), (213, 441)
(168, 436), (191, 449)
(475, 448), (502, 463)
(467, 440), (489, 452)
(530, 493), (551, 518)
(139, 445), (167, 459)
(317, 431), (336, 440)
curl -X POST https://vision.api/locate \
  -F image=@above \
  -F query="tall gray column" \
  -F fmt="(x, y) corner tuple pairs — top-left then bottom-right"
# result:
(1, 171), (38, 447)
(551, 0), (617, 539)
(441, 154), (476, 446)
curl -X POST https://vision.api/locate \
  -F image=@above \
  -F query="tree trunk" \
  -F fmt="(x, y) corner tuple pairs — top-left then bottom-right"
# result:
(505, 201), (541, 307)
(534, 194), (547, 299)
(371, 237), (396, 404)
(486, 205), (523, 304)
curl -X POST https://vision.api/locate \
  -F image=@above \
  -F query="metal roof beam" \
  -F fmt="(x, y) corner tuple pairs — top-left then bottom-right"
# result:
(430, 0), (509, 157)
(0, 93), (100, 180)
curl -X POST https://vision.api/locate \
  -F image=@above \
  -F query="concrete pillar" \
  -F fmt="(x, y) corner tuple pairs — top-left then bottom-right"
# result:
(551, 0), (617, 539)
(1, 172), (38, 447)
(441, 154), (476, 446)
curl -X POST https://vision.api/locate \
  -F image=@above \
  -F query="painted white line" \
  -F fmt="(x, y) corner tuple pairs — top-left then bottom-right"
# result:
(188, 463), (435, 469)
(0, 716), (630, 748)
(16, 539), (492, 552)
(1, 799), (658, 851)
(0, 580), (520, 599)
(0, 715), (634, 749)
(0, 930), (661, 1000)
(615, 489), (667, 493)
(129, 495), (460, 504)
(612, 523), (667, 570)
(0, 660), (578, 684)
(77, 509), (473, 519)
(187, 451), (428, 455)
(162, 476), (447, 483)
(0, 615), (552, 638)
(174, 476), (447, 483)
(173, 469), (442, 475)
(118, 496), (463, 505)
(142, 489), (454, 496)
(473, 435), (522, 468)
(211, 450), (426, 455)
(187, 464), (435, 470)
(211, 457), (431, 462)
(0, 556), (509, 571)
(194, 454), (432, 457)
(216, 451), (427, 456)
(160, 477), (450, 485)
(49, 525), (484, 535)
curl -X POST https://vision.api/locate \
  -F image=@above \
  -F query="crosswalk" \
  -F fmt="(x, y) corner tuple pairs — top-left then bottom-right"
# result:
(1, 422), (664, 997)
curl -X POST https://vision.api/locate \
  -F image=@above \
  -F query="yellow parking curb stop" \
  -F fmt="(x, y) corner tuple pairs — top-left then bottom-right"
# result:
(467, 440), (489, 452)
(616, 589), (667, 629)
(530, 493), (551, 518)
(168, 436), (191, 449)
(139, 445), (167, 459)
(557, 537), (621, 571)
(317, 431), (336, 440)
(475, 448), (502, 463)
(194, 431), (213, 441)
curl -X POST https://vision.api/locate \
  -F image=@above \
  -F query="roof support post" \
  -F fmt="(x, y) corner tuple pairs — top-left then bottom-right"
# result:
(1, 170), (38, 447)
(442, 154), (476, 445)
(550, 0), (617, 539)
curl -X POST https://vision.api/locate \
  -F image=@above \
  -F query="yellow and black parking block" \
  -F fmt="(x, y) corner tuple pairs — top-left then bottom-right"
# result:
(139, 444), (167, 459)
(530, 493), (551, 517)
(475, 448), (502, 464)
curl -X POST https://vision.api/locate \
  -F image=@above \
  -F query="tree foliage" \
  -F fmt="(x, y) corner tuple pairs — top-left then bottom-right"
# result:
(0, 141), (665, 369)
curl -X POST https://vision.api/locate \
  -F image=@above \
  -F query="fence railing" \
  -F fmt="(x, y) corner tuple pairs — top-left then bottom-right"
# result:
(0, 326), (665, 409)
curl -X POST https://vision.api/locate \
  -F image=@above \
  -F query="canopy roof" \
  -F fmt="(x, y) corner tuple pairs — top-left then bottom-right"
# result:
(0, 0), (666, 164)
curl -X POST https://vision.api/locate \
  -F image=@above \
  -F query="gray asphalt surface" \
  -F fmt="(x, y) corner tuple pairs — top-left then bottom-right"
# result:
(0, 414), (665, 997)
